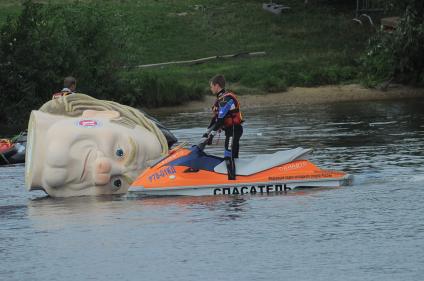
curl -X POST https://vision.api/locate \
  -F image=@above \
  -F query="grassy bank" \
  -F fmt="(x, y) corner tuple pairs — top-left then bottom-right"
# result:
(0, 0), (374, 100)
(118, 0), (373, 95)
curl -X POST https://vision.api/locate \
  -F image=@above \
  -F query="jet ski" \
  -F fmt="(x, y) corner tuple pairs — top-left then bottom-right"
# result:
(0, 131), (27, 165)
(130, 142), (353, 196)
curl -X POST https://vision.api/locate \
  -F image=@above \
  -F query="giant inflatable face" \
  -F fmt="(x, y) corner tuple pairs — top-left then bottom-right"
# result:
(25, 94), (170, 197)
(25, 110), (164, 197)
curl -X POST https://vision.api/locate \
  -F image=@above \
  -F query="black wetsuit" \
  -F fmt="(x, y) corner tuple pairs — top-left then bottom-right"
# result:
(208, 89), (243, 179)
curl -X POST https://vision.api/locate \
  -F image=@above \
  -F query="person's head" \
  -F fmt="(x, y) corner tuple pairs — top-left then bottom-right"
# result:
(25, 110), (164, 197)
(64, 76), (77, 92)
(209, 75), (225, 95)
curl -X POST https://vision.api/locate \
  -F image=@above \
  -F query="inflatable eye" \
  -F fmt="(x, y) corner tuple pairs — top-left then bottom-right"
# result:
(113, 178), (122, 188)
(115, 148), (124, 158)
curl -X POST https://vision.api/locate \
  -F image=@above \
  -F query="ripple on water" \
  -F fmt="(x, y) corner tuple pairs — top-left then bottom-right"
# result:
(1, 99), (424, 281)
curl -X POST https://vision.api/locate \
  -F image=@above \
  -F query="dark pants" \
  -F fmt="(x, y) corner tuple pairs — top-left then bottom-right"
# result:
(223, 125), (243, 180)
(224, 124), (243, 159)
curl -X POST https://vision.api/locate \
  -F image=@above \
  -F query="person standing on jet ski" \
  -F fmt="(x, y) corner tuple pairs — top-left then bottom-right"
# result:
(203, 75), (243, 180)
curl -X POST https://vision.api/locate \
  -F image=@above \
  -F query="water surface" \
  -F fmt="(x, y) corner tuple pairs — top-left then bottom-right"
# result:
(1, 99), (423, 281)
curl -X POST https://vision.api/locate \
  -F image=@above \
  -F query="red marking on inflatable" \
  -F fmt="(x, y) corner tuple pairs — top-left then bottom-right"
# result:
(79, 120), (98, 127)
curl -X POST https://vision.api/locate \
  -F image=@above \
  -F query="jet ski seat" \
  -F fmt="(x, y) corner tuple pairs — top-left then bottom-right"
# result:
(214, 147), (312, 176)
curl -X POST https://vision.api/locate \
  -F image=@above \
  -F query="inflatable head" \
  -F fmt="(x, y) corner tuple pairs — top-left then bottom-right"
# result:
(25, 94), (170, 197)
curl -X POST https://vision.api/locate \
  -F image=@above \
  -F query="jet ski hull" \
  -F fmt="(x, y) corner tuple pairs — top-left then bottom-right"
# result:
(130, 177), (352, 196)
(130, 147), (353, 196)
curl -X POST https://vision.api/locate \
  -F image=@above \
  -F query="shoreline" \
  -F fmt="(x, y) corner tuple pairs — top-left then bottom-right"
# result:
(144, 84), (424, 114)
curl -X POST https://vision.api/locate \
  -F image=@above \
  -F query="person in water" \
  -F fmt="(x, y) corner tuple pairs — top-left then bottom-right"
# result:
(52, 76), (77, 99)
(203, 75), (243, 180)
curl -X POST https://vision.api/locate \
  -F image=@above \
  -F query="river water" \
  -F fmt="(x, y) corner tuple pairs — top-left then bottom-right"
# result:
(1, 99), (423, 281)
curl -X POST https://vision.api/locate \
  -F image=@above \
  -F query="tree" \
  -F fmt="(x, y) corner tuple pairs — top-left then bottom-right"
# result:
(0, 0), (126, 127)
(361, 0), (424, 87)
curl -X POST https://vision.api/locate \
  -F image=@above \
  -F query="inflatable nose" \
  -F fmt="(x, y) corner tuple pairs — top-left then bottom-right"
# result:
(95, 157), (112, 174)
(95, 157), (112, 185)
(94, 157), (123, 185)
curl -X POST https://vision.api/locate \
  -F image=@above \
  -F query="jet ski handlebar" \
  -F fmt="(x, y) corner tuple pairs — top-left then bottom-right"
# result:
(197, 130), (216, 151)
(196, 137), (209, 151)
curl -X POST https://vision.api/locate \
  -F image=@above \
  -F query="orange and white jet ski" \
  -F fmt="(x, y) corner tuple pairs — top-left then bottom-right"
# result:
(130, 144), (353, 196)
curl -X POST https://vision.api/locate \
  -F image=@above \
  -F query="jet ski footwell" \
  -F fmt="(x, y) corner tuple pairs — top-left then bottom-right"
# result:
(130, 146), (353, 196)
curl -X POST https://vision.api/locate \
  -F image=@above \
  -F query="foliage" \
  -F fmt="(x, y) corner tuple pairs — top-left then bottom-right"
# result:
(0, 0), (377, 130)
(361, 0), (424, 86)
(118, 71), (204, 108)
(0, 0), (125, 126)
(360, 31), (395, 86)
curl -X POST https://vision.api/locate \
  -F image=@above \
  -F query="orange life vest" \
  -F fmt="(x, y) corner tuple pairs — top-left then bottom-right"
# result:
(212, 91), (243, 128)
(0, 139), (13, 153)
(52, 90), (73, 100)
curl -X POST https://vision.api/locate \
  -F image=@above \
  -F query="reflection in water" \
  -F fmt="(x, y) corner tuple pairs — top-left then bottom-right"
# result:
(223, 197), (247, 220)
(26, 187), (329, 230)
(1, 98), (424, 281)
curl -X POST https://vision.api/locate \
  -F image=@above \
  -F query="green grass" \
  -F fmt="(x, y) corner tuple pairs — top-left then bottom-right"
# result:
(119, 0), (374, 95)
(0, 0), (375, 98)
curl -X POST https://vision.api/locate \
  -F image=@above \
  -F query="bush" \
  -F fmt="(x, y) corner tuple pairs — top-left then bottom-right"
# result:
(0, 0), (126, 126)
(360, 1), (424, 86)
(359, 32), (395, 86)
(119, 71), (205, 108)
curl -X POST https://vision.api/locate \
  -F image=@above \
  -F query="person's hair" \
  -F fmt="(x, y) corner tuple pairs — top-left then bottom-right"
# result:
(63, 76), (76, 88)
(209, 75), (226, 88)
